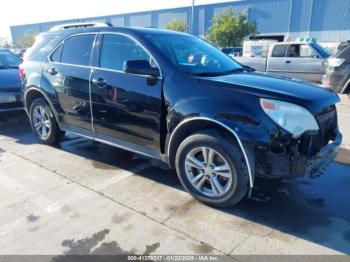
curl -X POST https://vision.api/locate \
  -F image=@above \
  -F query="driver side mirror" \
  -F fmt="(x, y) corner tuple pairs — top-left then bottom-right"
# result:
(123, 60), (160, 77)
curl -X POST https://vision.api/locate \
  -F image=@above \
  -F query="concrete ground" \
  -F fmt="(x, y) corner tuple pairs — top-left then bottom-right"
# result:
(0, 96), (349, 257)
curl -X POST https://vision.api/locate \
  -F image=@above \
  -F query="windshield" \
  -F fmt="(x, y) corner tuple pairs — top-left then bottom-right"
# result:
(145, 34), (243, 76)
(311, 43), (331, 58)
(0, 50), (22, 69)
(336, 45), (350, 60)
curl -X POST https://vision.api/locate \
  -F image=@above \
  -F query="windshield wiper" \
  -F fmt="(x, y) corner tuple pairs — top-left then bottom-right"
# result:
(187, 71), (224, 77)
(220, 66), (255, 75)
(188, 66), (255, 77)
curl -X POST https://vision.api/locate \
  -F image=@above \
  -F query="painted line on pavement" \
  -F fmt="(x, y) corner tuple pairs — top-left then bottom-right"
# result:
(93, 162), (152, 191)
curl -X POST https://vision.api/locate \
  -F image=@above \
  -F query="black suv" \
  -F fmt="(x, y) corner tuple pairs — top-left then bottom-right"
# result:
(21, 26), (342, 207)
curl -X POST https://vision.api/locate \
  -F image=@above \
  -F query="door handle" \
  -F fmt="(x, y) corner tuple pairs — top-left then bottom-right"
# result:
(285, 60), (291, 64)
(92, 78), (108, 88)
(48, 68), (58, 75)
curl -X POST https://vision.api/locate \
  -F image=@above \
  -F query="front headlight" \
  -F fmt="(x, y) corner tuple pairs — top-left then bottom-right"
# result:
(260, 98), (319, 138)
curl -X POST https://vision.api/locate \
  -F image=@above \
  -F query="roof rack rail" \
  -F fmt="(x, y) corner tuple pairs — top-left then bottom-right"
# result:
(49, 22), (112, 31)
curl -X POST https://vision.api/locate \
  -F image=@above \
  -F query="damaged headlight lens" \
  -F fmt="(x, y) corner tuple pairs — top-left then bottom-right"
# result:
(260, 98), (319, 138)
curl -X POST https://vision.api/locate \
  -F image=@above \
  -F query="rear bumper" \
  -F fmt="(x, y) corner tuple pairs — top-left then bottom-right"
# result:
(0, 91), (23, 112)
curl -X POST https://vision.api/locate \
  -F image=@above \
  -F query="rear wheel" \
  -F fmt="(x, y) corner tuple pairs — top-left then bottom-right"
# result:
(29, 97), (64, 144)
(175, 130), (249, 207)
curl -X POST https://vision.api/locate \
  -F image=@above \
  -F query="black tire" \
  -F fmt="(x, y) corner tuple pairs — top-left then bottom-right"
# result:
(175, 130), (249, 207)
(29, 97), (64, 145)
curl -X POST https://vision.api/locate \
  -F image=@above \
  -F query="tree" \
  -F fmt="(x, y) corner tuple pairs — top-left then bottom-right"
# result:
(0, 37), (12, 48)
(15, 33), (37, 48)
(165, 18), (187, 32)
(207, 9), (257, 47)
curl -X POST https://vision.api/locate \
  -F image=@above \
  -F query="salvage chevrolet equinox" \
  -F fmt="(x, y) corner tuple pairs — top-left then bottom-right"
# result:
(21, 25), (342, 207)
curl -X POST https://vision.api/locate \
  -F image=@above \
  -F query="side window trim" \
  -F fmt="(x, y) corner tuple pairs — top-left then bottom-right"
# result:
(96, 32), (162, 79)
(47, 33), (98, 68)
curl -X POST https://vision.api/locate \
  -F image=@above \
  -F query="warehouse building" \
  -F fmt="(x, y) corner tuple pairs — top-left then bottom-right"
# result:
(10, 0), (350, 45)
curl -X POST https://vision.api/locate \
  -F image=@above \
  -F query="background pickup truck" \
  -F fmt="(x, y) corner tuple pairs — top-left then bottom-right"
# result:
(234, 42), (331, 83)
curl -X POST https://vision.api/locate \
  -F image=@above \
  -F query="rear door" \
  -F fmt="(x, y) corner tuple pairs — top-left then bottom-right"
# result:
(90, 33), (163, 155)
(42, 34), (96, 134)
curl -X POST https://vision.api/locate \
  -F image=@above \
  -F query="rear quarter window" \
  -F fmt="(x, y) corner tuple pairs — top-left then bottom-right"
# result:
(50, 44), (63, 62)
(25, 34), (61, 62)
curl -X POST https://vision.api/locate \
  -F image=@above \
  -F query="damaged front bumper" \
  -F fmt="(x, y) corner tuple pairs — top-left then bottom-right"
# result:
(305, 130), (342, 177)
(255, 130), (342, 179)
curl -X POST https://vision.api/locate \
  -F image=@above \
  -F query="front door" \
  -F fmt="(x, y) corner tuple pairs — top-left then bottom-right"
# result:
(42, 34), (96, 133)
(284, 44), (324, 82)
(90, 33), (163, 154)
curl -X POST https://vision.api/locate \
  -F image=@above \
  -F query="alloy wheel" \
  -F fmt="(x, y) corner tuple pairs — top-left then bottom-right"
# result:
(32, 105), (51, 140)
(184, 146), (233, 198)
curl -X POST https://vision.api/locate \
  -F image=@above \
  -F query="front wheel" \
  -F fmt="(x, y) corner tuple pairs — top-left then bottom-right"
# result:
(175, 130), (249, 207)
(29, 97), (64, 145)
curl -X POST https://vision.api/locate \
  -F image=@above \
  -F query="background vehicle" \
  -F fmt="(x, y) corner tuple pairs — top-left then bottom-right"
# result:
(11, 48), (26, 58)
(21, 26), (341, 207)
(335, 41), (350, 54)
(235, 42), (331, 83)
(0, 49), (23, 112)
(322, 45), (350, 94)
(222, 47), (242, 57)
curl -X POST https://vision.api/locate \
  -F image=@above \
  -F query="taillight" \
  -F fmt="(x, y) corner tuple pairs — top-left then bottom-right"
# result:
(19, 66), (24, 81)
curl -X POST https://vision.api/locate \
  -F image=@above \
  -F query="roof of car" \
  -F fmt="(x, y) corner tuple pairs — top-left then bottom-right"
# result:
(44, 26), (187, 37)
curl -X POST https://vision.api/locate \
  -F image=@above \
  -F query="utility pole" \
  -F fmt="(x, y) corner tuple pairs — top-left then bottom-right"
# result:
(191, 0), (195, 34)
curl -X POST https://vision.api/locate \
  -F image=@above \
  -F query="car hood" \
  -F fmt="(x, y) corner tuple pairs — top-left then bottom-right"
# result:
(0, 68), (21, 91)
(201, 71), (340, 114)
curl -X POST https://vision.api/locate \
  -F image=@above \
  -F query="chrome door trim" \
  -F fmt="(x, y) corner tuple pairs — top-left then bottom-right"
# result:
(0, 107), (24, 112)
(167, 117), (254, 188)
(46, 31), (163, 79)
(67, 130), (162, 160)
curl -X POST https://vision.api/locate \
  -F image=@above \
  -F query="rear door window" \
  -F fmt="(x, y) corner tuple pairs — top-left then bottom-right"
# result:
(271, 45), (287, 57)
(61, 34), (95, 66)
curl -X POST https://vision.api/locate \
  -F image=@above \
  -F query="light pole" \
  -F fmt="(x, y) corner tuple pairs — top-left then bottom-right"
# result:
(191, 0), (195, 34)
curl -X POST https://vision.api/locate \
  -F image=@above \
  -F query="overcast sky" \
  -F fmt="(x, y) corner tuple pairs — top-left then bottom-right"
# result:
(0, 0), (236, 38)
